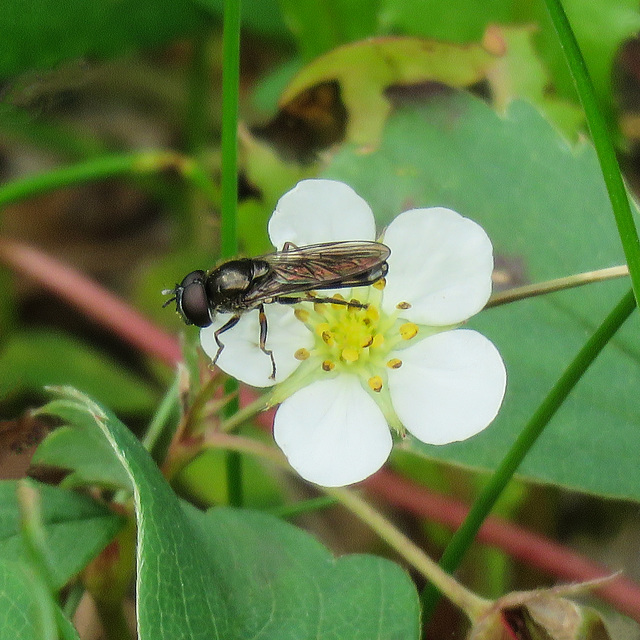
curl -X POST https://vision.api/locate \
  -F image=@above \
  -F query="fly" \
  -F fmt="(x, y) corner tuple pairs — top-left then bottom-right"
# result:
(163, 240), (391, 379)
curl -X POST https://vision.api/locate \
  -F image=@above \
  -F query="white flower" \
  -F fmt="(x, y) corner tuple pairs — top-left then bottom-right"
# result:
(200, 179), (506, 487)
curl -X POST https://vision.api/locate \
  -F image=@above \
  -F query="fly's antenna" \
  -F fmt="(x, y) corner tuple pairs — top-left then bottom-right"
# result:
(162, 287), (178, 307)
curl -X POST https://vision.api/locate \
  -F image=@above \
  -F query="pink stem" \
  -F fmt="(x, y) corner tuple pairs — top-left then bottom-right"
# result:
(364, 469), (640, 622)
(0, 238), (182, 367)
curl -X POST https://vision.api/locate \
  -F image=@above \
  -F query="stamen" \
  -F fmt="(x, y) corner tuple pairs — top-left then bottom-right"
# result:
(365, 306), (379, 322)
(399, 322), (419, 340)
(396, 301), (412, 310)
(368, 376), (383, 392)
(386, 358), (402, 369)
(295, 308), (310, 322)
(322, 360), (335, 371)
(361, 335), (374, 348)
(331, 293), (346, 310)
(316, 322), (330, 336)
(295, 348), (310, 360)
(371, 334), (384, 348)
(321, 331), (335, 346)
(341, 347), (359, 362)
(373, 278), (386, 290)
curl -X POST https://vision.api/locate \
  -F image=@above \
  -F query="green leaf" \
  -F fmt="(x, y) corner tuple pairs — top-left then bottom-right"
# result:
(34, 398), (134, 490)
(378, 0), (640, 123)
(378, 0), (512, 43)
(532, 0), (640, 115)
(0, 330), (158, 414)
(192, 0), (290, 39)
(44, 387), (420, 639)
(185, 506), (420, 639)
(323, 92), (640, 501)
(0, 479), (124, 589)
(0, 559), (59, 640)
(280, 36), (497, 145)
(0, 0), (203, 79)
(277, 0), (381, 60)
(484, 26), (584, 139)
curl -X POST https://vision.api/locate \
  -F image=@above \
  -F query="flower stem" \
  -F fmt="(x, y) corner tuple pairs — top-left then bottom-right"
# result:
(220, 392), (271, 432)
(542, 0), (640, 308)
(326, 487), (491, 621)
(203, 432), (491, 622)
(486, 265), (629, 308)
(220, 0), (242, 506)
(421, 288), (637, 619)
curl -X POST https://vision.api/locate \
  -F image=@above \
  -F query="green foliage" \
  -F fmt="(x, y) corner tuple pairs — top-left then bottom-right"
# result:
(37, 387), (420, 639)
(279, 37), (496, 146)
(0, 330), (158, 414)
(0, 560), (63, 640)
(2, 1), (640, 635)
(0, 480), (125, 589)
(0, 0), (204, 79)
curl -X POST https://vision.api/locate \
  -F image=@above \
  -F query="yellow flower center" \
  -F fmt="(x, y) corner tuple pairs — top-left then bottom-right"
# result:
(292, 282), (421, 392)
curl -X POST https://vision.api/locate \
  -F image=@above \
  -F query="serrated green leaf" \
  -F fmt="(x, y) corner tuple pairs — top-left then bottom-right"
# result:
(485, 25), (584, 138)
(0, 480), (124, 590)
(185, 506), (420, 640)
(323, 92), (640, 501)
(33, 398), (134, 490)
(378, 0), (640, 123)
(280, 36), (497, 145)
(0, 330), (158, 414)
(378, 0), (511, 42)
(44, 387), (420, 639)
(532, 0), (640, 116)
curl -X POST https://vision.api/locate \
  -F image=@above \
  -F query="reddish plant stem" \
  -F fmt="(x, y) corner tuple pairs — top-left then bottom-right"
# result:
(3, 238), (639, 620)
(0, 238), (181, 367)
(364, 469), (640, 622)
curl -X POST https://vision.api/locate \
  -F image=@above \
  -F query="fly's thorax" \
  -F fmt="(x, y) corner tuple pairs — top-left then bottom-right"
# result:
(204, 259), (271, 310)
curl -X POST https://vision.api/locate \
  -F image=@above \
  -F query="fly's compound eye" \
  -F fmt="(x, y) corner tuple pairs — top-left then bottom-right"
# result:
(178, 270), (211, 327)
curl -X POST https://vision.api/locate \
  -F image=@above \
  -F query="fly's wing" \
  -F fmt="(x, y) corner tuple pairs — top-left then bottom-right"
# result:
(243, 241), (390, 304)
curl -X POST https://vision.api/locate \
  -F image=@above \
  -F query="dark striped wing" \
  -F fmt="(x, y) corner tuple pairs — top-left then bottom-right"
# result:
(243, 241), (390, 303)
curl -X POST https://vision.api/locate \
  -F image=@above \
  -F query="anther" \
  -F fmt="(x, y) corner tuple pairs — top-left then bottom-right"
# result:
(373, 278), (386, 290)
(295, 308), (310, 322)
(321, 330), (335, 345)
(295, 348), (310, 360)
(341, 347), (359, 362)
(396, 301), (412, 310)
(368, 376), (383, 392)
(371, 334), (384, 348)
(386, 358), (402, 369)
(399, 322), (419, 340)
(322, 360), (335, 371)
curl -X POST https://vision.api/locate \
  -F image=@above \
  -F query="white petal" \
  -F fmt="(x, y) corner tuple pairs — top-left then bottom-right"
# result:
(273, 376), (392, 486)
(388, 329), (506, 445)
(382, 208), (494, 325)
(268, 179), (376, 249)
(200, 304), (313, 387)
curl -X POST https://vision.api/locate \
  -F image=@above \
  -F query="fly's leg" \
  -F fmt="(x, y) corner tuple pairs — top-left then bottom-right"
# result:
(281, 241), (299, 252)
(273, 294), (367, 309)
(258, 303), (277, 379)
(212, 314), (242, 366)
